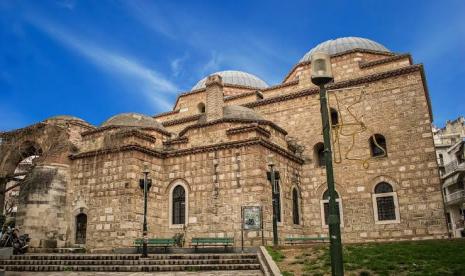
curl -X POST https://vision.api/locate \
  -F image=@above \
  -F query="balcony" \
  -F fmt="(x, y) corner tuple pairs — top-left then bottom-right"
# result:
(444, 190), (465, 205)
(444, 160), (465, 175)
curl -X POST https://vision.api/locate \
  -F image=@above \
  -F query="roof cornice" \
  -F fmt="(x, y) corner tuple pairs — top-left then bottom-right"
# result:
(178, 118), (288, 137)
(359, 53), (412, 68)
(161, 114), (202, 127)
(70, 137), (304, 164)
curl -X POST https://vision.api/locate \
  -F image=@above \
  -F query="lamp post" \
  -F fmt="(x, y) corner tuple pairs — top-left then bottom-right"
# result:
(310, 52), (344, 276)
(267, 158), (279, 246)
(139, 169), (152, 258)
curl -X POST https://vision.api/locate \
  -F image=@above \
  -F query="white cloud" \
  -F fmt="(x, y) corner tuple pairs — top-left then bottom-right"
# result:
(200, 51), (224, 76)
(27, 17), (179, 111)
(170, 53), (189, 77)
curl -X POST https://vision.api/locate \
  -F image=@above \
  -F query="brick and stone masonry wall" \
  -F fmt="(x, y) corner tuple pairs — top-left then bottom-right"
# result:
(250, 70), (446, 242)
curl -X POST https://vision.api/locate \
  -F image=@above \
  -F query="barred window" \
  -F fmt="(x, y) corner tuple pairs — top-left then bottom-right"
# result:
(172, 185), (186, 225)
(292, 188), (300, 225)
(373, 182), (399, 223)
(376, 196), (396, 221)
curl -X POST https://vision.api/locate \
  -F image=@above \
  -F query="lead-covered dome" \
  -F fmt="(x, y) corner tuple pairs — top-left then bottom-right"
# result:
(192, 70), (268, 91)
(300, 37), (390, 62)
(101, 113), (166, 131)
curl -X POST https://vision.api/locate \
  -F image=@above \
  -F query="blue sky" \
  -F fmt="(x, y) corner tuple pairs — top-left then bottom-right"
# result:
(0, 0), (464, 131)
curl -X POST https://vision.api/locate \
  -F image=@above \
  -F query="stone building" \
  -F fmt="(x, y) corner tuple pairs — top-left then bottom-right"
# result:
(433, 117), (465, 237)
(0, 37), (447, 251)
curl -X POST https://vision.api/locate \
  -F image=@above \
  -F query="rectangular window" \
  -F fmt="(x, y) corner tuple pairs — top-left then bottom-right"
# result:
(376, 196), (396, 221)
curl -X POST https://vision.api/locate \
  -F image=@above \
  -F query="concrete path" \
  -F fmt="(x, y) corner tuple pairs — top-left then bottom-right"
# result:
(5, 271), (264, 276)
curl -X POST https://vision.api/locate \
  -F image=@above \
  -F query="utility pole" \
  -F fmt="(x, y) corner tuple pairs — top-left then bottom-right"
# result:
(311, 52), (344, 276)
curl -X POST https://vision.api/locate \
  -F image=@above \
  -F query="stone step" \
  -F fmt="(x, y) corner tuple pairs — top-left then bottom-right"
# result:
(0, 258), (259, 266)
(6, 253), (257, 260)
(0, 263), (261, 272)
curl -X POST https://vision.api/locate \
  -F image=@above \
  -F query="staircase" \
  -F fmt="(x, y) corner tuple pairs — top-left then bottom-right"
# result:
(0, 253), (263, 273)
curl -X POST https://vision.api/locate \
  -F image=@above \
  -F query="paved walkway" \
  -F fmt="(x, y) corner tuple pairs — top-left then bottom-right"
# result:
(5, 271), (263, 276)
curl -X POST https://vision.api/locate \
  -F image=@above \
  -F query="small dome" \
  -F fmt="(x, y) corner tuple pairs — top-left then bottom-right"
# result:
(192, 70), (268, 91)
(44, 115), (93, 126)
(300, 37), (390, 62)
(101, 113), (166, 130)
(198, 105), (264, 123)
(45, 115), (87, 122)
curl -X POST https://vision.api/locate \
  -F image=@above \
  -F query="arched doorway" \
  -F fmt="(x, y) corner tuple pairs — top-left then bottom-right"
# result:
(75, 213), (87, 244)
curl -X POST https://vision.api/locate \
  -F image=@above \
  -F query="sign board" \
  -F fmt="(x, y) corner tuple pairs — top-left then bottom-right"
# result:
(243, 206), (261, 230)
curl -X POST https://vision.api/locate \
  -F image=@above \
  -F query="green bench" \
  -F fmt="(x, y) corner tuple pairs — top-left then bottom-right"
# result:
(191, 237), (234, 252)
(285, 236), (329, 245)
(134, 238), (176, 253)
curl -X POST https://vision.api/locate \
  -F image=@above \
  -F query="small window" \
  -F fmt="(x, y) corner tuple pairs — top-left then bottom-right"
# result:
(75, 213), (87, 244)
(438, 154), (444, 166)
(197, 102), (206, 113)
(369, 134), (387, 157)
(330, 108), (339, 127)
(373, 182), (399, 223)
(314, 142), (325, 167)
(292, 188), (300, 225)
(321, 190), (343, 226)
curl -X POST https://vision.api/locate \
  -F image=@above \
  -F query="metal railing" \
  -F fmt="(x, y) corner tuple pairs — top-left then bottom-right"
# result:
(445, 190), (465, 203)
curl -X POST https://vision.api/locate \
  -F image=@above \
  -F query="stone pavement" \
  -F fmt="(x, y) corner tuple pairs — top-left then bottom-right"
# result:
(5, 271), (264, 276)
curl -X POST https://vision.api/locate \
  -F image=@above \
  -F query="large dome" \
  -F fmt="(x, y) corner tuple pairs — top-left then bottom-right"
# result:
(300, 37), (390, 62)
(101, 113), (166, 131)
(192, 70), (268, 91)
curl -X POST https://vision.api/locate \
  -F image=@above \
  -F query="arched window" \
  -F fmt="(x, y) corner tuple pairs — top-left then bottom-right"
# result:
(330, 108), (339, 127)
(372, 182), (399, 223)
(369, 134), (387, 157)
(75, 213), (87, 244)
(292, 188), (300, 225)
(314, 142), (325, 167)
(197, 102), (206, 113)
(320, 190), (343, 227)
(172, 185), (186, 225)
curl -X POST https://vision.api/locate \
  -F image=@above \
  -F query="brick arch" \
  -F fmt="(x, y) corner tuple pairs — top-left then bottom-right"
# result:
(164, 178), (192, 194)
(290, 184), (302, 199)
(0, 123), (72, 178)
(369, 175), (399, 192)
(0, 123), (73, 215)
(315, 182), (346, 199)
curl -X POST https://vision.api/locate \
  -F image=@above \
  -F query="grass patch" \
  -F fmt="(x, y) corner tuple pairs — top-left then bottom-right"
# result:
(272, 239), (465, 276)
(266, 246), (286, 262)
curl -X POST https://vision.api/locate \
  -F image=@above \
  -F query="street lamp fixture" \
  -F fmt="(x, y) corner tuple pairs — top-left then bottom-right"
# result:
(266, 155), (279, 246)
(139, 168), (152, 258)
(311, 52), (344, 276)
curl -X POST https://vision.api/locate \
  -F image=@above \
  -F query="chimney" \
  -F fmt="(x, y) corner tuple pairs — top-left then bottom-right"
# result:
(205, 74), (224, 122)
